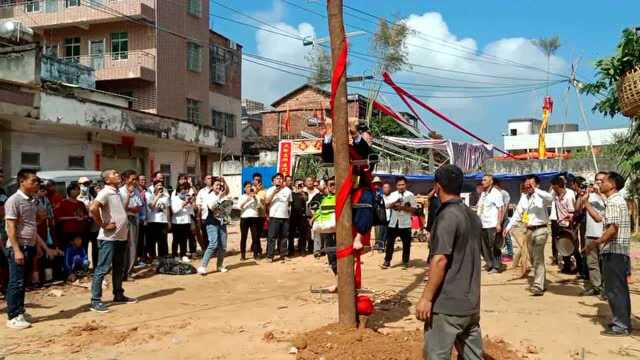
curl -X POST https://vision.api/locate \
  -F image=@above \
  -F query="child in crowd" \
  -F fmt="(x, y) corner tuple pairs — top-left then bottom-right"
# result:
(64, 236), (89, 282)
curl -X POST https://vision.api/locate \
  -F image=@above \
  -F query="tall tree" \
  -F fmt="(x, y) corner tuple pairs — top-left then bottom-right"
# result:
(306, 46), (331, 84)
(365, 18), (411, 126)
(531, 36), (561, 91)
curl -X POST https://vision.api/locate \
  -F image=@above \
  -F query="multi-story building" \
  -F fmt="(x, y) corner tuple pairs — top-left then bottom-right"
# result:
(503, 118), (629, 155)
(0, 2), (242, 185)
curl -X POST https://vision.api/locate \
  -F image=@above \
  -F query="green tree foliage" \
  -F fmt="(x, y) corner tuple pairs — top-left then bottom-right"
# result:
(370, 115), (413, 138)
(306, 47), (331, 85)
(581, 28), (640, 198)
(581, 29), (640, 117)
(371, 18), (411, 73)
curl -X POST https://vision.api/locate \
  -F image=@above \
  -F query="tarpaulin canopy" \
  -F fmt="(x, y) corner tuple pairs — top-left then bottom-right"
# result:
(381, 136), (495, 173)
(376, 171), (565, 205)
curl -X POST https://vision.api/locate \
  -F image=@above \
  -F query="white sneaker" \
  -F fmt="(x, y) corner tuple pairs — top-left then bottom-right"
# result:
(6, 314), (31, 330)
(218, 267), (228, 273)
(197, 266), (207, 275)
(181, 256), (190, 263)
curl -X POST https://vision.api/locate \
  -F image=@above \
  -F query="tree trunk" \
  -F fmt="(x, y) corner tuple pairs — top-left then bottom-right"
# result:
(326, 0), (356, 327)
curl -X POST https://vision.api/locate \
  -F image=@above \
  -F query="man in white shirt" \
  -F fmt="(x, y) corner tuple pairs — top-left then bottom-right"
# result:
(577, 171), (608, 296)
(118, 170), (144, 280)
(265, 173), (292, 261)
(495, 180), (512, 259)
(90, 169), (137, 313)
(505, 175), (553, 296)
(551, 175), (581, 274)
(382, 176), (417, 269)
(477, 175), (505, 273)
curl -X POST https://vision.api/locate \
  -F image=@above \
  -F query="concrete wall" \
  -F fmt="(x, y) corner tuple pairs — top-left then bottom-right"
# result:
(0, 45), (39, 85)
(483, 158), (618, 181)
(209, 91), (241, 155)
(7, 131), (98, 175)
(504, 127), (628, 152)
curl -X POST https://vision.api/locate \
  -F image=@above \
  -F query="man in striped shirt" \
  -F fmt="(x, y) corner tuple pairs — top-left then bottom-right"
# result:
(583, 171), (631, 337)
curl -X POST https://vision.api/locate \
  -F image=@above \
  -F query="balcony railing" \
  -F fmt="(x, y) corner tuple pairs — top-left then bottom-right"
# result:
(0, 0), (155, 28)
(60, 50), (155, 77)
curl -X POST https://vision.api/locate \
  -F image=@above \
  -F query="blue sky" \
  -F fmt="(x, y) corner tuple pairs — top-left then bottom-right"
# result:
(210, 0), (637, 146)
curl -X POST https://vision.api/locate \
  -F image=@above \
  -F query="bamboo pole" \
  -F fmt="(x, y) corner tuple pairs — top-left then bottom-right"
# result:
(327, 0), (356, 327)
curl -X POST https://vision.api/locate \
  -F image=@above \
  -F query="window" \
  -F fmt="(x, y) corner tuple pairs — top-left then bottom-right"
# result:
(187, 0), (201, 17)
(63, 37), (80, 63)
(111, 32), (128, 60)
(64, 0), (79, 7)
(186, 98), (201, 123)
(211, 110), (235, 137)
(187, 42), (201, 72)
(224, 114), (236, 137)
(21, 152), (40, 168)
(510, 129), (517, 136)
(210, 45), (226, 84)
(68, 156), (85, 169)
(25, 0), (40, 13)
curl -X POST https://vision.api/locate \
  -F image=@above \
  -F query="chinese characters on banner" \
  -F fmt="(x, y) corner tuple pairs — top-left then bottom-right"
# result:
(277, 140), (293, 176)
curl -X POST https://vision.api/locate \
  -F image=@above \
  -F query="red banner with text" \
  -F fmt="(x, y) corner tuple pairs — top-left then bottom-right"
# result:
(277, 140), (293, 176)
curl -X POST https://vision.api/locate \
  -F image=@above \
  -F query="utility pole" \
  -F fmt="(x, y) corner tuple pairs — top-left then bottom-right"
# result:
(327, 0), (356, 327)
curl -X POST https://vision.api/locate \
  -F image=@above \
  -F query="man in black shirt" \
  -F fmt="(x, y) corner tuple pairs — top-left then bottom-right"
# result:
(288, 179), (309, 256)
(416, 164), (483, 360)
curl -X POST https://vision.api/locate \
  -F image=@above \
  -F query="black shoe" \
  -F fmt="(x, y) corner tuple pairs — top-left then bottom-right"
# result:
(601, 329), (630, 337)
(240, 255), (246, 261)
(402, 263), (409, 270)
(90, 302), (110, 313)
(580, 288), (601, 297)
(599, 293), (609, 301)
(113, 296), (138, 304)
(380, 262), (390, 269)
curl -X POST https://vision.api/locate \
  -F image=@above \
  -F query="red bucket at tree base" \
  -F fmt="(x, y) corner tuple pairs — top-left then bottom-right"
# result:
(356, 295), (374, 316)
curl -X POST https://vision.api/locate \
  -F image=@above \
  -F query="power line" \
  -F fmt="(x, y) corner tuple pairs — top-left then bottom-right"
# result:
(339, 1), (571, 79)
(280, 0), (568, 79)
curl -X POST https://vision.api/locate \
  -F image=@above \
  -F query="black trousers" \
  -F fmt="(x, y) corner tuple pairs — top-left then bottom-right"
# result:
(288, 215), (311, 254)
(323, 233), (337, 275)
(551, 220), (559, 261)
(171, 223), (191, 258)
(137, 222), (147, 259)
(602, 253), (632, 331)
(267, 218), (289, 258)
(384, 226), (412, 264)
(146, 222), (168, 258)
(240, 217), (261, 258)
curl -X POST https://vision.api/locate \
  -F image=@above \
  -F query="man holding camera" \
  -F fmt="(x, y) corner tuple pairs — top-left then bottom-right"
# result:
(382, 176), (417, 269)
(577, 172), (608, 297)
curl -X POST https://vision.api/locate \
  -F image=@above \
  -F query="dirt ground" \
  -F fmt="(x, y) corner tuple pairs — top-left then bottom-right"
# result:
(2, 223), (640, 360)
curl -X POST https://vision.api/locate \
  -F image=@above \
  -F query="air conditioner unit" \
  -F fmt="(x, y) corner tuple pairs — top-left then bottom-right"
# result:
(0, 21), (35, 45)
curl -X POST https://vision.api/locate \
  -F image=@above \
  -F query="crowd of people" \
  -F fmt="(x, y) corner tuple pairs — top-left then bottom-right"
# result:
(0, 164), (634, 351)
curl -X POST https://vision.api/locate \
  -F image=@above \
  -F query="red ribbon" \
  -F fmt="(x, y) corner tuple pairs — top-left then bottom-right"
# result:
(382, 72), (514, 157)
(372, 101), (411, 126)
(335, 243), (362, 289)
(330, 38), (349, 119)
(335, 166), (353, 220)
(394, 89), (434, 133)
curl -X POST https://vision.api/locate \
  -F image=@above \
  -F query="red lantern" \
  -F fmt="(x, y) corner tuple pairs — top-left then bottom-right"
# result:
(543, 96), (554, 113)
(356, 295), (374, 316)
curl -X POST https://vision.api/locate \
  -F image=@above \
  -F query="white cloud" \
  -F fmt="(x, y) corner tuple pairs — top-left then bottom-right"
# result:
(393, 12), (569, 143)
(242, 21), (315, 106)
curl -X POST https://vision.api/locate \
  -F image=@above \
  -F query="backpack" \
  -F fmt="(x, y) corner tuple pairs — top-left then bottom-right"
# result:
(156, 257), (197, 275)
(372, 192), (387, 226)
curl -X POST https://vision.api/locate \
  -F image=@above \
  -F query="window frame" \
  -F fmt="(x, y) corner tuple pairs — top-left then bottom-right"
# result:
(20, 152), (40, 168)
(210, 45), (226, 85)
(186, 0), (201, 17)
(68, 155), (86, 169)
(64, 0), (79, 8)
(63, 37), (81, 63)
(111, 32), (129, 61)
(25, 0), (41, 13)
(186, 98), (201, 123)
(187, 42), (202, 72)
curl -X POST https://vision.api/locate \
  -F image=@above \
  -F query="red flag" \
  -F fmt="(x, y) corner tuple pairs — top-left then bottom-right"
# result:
(283, 105), (291, 133)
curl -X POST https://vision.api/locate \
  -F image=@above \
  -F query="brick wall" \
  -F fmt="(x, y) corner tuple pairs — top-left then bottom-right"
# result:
(262, 87), (362, 137)
(155, 0), (210, 123)
(209, 31), (241, 99)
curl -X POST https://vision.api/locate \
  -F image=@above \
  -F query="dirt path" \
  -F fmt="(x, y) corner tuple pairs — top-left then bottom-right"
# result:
(2, 225), (640, 359)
